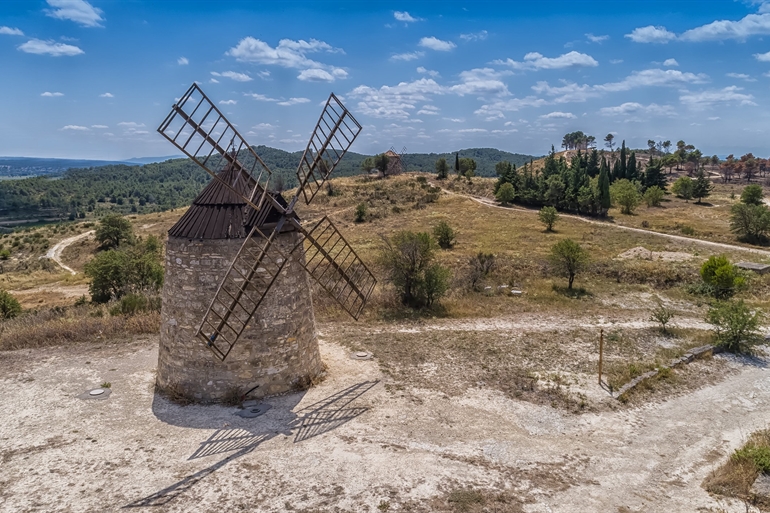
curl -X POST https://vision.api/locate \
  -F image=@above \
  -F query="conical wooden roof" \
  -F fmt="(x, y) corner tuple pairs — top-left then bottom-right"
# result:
(168, 165), (293, 240)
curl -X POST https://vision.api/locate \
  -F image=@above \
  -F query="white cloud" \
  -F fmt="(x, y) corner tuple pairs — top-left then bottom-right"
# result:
(495, 51), (598, 70)
(91, 124), (108, 128)
(681, 13), (770, 42)
(219, 99), (237, 105)
(625, 25), (677, 43)
(252, 123), (274, 129)
(726, 72), (756, 81)
(680, 86), (756, 107)
(599, 102), (674, 116)
(277, 97), (310, 106)
(473, 96), (548, 118)
(460, 30), (488, 42)
(41, 91), (64, 97)
(391, 51), (424, 61)
(540, 111), (576, 119)
(61, 125), (88, 131)
(416, 66), (439, 77)
(450, 67), (511, 96)
(18, 38), (84, 56)
(349, 78), (445, 119)
(418, 36), (456, 51)
(610, 59), (623, 64)
(754, 50), (770, 61)
(117, 121), (145, 127)
(177, 57), (188, 65)
(45, 0), (104, 27)
(244, 93), (279, 102)
(417, 105), (440, 115)
(708, 116), (721, 120)
(298, 68), (333, 82)
(99, 92), (113, 98)
(211, 71), (252, 82)
(458, 128), (487, 133)
(209, 78), (219, 84)
(0, 26), (24, 36)
(663, 58), (679, 67)
(585, 33), (609, 43)
(226, 37), (346, 80)
(257, 70), (270, 79)
(531, 81), (597, 102)
(394, 11), (421, 22)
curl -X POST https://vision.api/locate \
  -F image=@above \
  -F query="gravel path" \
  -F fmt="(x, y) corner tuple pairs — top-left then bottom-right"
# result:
(44, 230), (94, 275)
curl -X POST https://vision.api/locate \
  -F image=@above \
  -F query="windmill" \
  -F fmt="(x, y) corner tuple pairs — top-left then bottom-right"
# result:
(154, 83), (375, 400)
(383, 146), (407, 176)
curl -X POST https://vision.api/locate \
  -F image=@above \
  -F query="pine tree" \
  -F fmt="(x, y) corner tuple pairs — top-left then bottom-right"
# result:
(644, 158), (667, 190)
(598, 158), (611, 214)
(693, 169), (713, 204)
(587, 149), (600, 178)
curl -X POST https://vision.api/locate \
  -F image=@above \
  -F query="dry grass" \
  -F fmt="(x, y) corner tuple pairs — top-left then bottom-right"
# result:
(0, 305), (159, 350)
(704, 429), (770, 509)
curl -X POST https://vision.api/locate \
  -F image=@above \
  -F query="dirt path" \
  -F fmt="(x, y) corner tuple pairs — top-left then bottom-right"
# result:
(0, 336), (766, 512)
(44, 230), (94, 275)
(437, 184), (770, 258)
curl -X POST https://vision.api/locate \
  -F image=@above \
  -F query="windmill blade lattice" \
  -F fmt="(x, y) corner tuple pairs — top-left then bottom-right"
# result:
(157, 83), (273, 214)
(197, 225), (289, 361)
(296, 93), (362, 205)
(290, 216), (376, 320)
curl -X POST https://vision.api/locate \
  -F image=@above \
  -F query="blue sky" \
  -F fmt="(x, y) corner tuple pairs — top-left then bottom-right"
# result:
(2, 0), (770, 160)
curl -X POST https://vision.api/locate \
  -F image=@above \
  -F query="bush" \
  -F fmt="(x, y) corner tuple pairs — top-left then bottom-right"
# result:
(0, 248), (9, 260)
(538, 206), (559, 231)
(700, 255), (745, 299)
(610, 179), (641, 215)
(730, 203), (770, 243)
(84, 238), (164, 304)
(741, 184), (764, 205)
(495, 182), (515, 205)
(649, 300), (674, 333)
(706, 300), (763, 353)
(468, 252), (495, 290)
(643, 186), (664, 207)
(549, 239), (588, 290)
(0, 290), (22, 319)
(671, 176), (694, 202)
(379, 231), (450, 308)
(95, 213), (133, 250)
(354, 203), (367, 223)
(432, 221), (456, 249)
(109, 293), (162, 316)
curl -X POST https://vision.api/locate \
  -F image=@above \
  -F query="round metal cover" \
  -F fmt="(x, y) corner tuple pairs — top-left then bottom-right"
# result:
(234, 403), (272, 418)
(89, 389), (105, 396)
(350, 351), (373, 361)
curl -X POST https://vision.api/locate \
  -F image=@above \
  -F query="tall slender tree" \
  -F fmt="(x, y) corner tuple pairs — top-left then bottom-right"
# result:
(598, 158), (611, 214)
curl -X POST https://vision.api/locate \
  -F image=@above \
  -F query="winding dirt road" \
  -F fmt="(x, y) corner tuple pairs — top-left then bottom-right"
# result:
(45, 230), (94, 275)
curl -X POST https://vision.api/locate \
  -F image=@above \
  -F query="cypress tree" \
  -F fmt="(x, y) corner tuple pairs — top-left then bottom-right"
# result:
(627, 151), (638, 182)
(454, 153), (460, 174)
(587, 149), (600, 178)
(612, 158), (621, 182)
(598, 158), (611, 213)
(619, 140), (627, 180)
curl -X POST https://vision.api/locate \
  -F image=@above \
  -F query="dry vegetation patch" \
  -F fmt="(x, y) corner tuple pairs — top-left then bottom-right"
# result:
(704, 428), (770, 510)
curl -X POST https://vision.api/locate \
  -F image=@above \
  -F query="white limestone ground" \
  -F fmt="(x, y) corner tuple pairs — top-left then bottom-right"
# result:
(1, 330), (768, 512)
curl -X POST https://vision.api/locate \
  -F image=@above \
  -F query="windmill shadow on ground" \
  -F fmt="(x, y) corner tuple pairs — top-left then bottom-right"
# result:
(126, 380), (378, 508)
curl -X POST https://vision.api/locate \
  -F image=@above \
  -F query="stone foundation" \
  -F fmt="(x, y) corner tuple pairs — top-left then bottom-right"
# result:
(156, 232), (322, 403)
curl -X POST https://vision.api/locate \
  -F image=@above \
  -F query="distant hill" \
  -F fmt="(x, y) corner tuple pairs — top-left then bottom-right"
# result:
(0, 157), (138, 177)
(123, 155), (185, 165)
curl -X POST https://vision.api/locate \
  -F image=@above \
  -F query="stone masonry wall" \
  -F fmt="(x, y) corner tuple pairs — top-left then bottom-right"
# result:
(156, 232), (322, 403)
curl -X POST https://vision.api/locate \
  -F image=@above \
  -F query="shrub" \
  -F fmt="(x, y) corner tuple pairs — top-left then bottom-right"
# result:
(643, 186), (664, 207)
(0, 248), (9, 260)
(730, 203), (770, 243)
(649, 300), (674, 333)
(468, 252), (496, 290)
(109, 293), (162, 316)
(700, 255), (745, 299)
(420, 264), (451, 307)
(84, 238), (164, 304)
(706, 300), (763, 353)
(671, 176), (694, 202)
(354, 203), (367, 223)
(432, 221), (456, 249)
(495, 182), (515, 205)
(741, 184), (764, 205)
(95, 213), (133, 250)
(538, 206), (559, 231)
(0, 290), (22, 319)
(610, 179), (641, 214)
(549, 239), (588, 290)
(435, 158), (449, 180)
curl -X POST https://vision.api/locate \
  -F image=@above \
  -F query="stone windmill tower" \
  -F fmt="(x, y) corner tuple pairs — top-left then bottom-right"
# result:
(155, 84), (375, 403)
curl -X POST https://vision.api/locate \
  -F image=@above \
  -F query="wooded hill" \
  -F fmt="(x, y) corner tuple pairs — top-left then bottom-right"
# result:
(0, 146), (537, 222)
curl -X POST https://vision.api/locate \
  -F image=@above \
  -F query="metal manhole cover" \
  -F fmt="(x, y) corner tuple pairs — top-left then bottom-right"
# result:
(79, 388), (112, 400)
(350, 351), (373, 361)
(89, 389), (105, 396)
(234, 403), (272, 418)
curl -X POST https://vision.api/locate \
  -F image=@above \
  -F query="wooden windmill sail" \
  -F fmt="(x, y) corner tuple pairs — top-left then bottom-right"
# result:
(157, 83), (376, 362)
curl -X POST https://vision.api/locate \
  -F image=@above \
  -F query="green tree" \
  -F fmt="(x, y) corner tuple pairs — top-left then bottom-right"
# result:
(95, 213), (133, 250)
(643, 158), (667, 190)
(354, 202), (367, 223)
(459, 157), (477, 179)
(650, 300), (674, 334)
(374, 153), (390, 174)
(549, 239), (589, 289)
(692, 170), (713, 204)
(643, 186), (664, 207)
(0, 290), (21, 319)
(706, 300), (763, 353)
(495, 182), (516, 205)
(84, 249), (131, 303)
(380, 231), (450, 308)
(435, 158), (449, 180)
(741, 184), (764, 205)
(671, 176), (694, 202)
(598, 158), (611, 214)
(610, 179), (641, 215)
(538, 206), (559, 231)
(432, 221), (456, 249)
(730, 203), (770, 243)
(700, 255), (745, 299)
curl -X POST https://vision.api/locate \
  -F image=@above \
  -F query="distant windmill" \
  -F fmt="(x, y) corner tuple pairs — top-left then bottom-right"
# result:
(154, 83), (376, 402)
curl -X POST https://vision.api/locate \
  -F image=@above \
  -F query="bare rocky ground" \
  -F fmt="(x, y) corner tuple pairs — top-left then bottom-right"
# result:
(1, 323), (769, 513)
